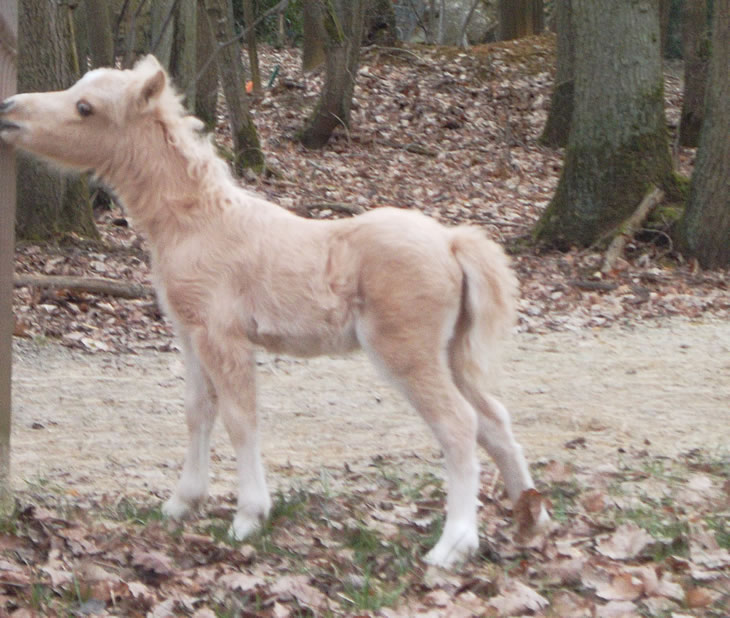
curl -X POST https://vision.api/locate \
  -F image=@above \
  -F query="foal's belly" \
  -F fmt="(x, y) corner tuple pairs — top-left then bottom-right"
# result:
(247, 321), (360, 358)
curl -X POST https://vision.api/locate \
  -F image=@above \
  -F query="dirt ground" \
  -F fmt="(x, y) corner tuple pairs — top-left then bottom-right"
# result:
(9, 316), (730, 503)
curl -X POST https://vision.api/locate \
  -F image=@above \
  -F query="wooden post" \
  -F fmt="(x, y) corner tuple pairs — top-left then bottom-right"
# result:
(0, 2), (17, 515)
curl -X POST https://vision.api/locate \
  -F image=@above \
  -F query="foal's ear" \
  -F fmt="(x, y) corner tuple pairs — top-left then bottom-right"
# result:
(139, 69), (166, 107)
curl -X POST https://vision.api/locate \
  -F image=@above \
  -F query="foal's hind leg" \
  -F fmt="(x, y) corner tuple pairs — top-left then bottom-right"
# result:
(451, 358), (549, 533)
(360, 327), (481, 567)
(163, 337), (217, 519)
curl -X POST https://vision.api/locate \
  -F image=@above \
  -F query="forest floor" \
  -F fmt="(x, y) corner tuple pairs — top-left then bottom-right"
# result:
(4, 36), (729, 616)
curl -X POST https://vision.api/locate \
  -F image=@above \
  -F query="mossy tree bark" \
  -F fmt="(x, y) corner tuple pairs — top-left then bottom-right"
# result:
(299, 0), (365, 150)
(676, 0), (730, 268)
(678, 0), (710, 147)
(204, 0), (264, 174)
(16, 0), (98, 242)
(540, 0), (573, 147)
(534, 0), (673, 249)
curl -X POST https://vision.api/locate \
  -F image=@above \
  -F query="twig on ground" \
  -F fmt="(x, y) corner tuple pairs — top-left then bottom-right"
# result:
(14, 275), (155, 299)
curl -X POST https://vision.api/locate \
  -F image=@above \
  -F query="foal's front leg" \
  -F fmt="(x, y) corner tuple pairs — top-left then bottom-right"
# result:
(192, 333), (271, 540)
(163, 339), (217, 519)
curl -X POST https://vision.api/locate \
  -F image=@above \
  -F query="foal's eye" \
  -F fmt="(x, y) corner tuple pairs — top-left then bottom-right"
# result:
(76, 100), (93, 117)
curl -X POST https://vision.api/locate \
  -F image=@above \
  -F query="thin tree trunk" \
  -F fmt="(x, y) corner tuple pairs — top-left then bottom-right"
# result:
(534, 0), (673, 248)
(195, 0), (218, 128)
(205, 0), (264, 174)
(540, 0), (573, 147)
(499, 0), (544, 40)
(151, 0), (177, 69)
(0, 0), (17, 517)
(677, 0), (730, 267)
(83, 0), (114, 67)
(16, 0), (97, 241)
(171, 0), (197, 109)
(299, 0), (365, 149)
(242, 0), (261, 92)
(302, 0), (326, 71)
(679, 0), (710, 147)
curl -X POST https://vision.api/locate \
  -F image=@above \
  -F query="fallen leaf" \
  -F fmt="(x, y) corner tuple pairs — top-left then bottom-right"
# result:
(686, 586), (719, 608)
(596, 600), (639, 617)
(219, 572), (265, 593)
(595, 572), (643, 602)
(132, 549), (175, 577)
(513, 488), (549, 542)
(596, 522), (654, 560)
(488, 578), (548, 614)
(270, 574), (328, 612)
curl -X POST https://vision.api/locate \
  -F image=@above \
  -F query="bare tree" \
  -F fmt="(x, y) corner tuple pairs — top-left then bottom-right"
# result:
(195, 0), (218, 128)
(679, 0), (710, 147)
(204, 0), (264, 173)
(498, 0), (544, 41)
(540, 0), (573, 147)
(677, 0), (730, 267)
(83, 0), (114, 67)
(16, 0), (97, 241)
(242, 0), (261, 92)
(534, 0), (674, 248)
(0, 0), (17, 517)
(299, 0), (365, 149)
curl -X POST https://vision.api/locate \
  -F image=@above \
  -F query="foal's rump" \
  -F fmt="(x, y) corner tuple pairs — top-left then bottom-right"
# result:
(338, 208), (515, 378)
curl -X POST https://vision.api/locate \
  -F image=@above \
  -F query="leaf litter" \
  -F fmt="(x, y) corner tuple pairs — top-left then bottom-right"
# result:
(6, 35), (729, 615)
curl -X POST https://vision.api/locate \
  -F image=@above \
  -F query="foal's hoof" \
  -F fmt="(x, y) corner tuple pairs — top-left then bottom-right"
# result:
(424, 529), (479, 569)
(230, 512), (264, 541)
(162, 495), (194, 520)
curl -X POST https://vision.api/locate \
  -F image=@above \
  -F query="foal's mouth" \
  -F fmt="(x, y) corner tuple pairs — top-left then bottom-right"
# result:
(0, 120), (20, 132)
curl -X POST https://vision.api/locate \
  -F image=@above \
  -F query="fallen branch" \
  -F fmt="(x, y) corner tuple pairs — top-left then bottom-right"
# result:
(602, 186), (665, 274)
(14, 275), (155, 299)
(381, 140), (439, 157)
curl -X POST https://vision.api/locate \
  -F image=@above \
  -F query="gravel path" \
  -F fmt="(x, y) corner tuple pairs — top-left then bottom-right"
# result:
(11, 316), (729, 501)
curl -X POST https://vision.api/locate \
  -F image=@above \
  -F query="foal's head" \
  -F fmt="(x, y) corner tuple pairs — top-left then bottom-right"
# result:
(0, 55), (195, 174)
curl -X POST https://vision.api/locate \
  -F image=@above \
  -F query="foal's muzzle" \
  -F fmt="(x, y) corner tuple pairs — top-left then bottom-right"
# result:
(0, 98), (20, 132)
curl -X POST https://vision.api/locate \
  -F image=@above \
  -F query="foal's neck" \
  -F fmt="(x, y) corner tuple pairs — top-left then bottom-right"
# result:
(107, 135), (228, 245)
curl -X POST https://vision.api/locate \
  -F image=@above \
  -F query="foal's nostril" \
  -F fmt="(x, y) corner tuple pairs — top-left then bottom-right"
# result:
(0, 98), (14, 113)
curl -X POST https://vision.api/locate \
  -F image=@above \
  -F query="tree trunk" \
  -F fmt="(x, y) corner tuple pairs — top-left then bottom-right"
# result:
(302, 0), (326, 71)
(195, 0), (218, 128)
(540, 0), (573, 147)
(16, 0), (97, 241)
(204, 0), (264, 174)
(534, 0), (673, 249)
(171, 0), (197, 109)
(299, 0), (365, 150)
(242, 0), (261, 92)
(363, 0), (397, 46)
(0, 0), (17, 517)
(677, 0), (730, 268)
(659, 0), (671, 55)
(151, 0), (176, 69)
(83, 0), (114, 67)
(679, 0), (710, 147)
(498, 0), (544, 41)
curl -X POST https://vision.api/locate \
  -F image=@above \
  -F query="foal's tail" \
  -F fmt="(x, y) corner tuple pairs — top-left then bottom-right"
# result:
(448, 226), (518, 384)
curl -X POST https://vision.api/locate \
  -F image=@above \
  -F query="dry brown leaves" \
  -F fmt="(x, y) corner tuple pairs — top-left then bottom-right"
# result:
(1, 448), (728, 615)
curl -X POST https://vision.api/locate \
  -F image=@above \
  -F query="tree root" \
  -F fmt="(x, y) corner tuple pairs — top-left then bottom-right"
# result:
(602, 186), (665, 273)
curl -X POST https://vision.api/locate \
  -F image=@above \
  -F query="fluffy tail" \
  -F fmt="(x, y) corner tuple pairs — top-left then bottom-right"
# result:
(449, 226), (518, 383)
